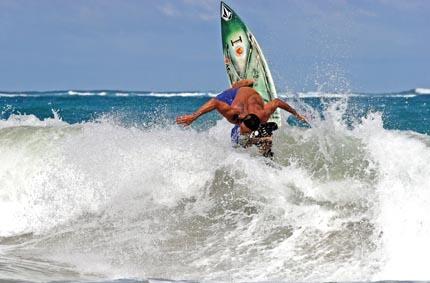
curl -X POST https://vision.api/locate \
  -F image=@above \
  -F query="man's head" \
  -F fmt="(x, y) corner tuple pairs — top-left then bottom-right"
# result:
(241, 113), (260, 131)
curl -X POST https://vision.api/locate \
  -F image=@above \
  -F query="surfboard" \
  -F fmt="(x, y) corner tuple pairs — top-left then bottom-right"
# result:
(220, 1), (281, 126)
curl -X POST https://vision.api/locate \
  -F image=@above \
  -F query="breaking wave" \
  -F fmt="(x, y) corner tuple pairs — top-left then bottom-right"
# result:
(0, 100), (429, 282)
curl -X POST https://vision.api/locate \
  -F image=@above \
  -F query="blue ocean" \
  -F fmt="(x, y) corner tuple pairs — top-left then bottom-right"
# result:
(0, 88), (430, 282)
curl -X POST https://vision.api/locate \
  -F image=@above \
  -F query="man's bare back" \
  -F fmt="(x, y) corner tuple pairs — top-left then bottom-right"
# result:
(231, 87), (268, 123)
(176, 81), (307, 134)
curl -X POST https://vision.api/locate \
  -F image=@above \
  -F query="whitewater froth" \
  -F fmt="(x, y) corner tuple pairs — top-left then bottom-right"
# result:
(0, 103), (429, 281)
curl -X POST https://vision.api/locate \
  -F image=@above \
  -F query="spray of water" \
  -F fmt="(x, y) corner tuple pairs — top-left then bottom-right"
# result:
(0, 101), (429, 282)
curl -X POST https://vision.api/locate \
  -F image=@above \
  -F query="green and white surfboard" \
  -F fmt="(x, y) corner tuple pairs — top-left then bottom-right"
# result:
(220, 1), (281, 126)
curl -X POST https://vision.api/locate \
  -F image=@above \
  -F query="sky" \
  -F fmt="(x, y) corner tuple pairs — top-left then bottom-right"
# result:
(0, 0), (429, 93)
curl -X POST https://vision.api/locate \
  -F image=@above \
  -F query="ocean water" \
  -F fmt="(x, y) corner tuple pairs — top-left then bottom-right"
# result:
(0, 88), (429, 282)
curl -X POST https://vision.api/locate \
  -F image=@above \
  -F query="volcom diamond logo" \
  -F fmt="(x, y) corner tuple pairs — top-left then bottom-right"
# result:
(221, 4), (232, 21)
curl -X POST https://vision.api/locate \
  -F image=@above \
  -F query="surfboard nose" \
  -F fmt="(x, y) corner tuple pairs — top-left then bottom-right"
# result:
(220, 1), (226, 15)
(220, 1), (233, 21)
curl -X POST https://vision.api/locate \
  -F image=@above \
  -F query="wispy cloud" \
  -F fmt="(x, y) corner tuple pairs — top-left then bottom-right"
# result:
(158, 2), (181, 17)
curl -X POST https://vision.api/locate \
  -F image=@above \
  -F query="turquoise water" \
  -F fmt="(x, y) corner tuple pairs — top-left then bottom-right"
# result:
(1, 89), (429, 133)
(0, 89), (430, 282)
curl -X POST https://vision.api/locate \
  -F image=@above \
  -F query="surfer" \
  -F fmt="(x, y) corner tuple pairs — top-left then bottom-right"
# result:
(176, 79), (307, 156)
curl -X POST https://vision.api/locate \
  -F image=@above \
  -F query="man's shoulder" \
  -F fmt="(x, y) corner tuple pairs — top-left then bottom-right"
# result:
(238, 86), (258, 94)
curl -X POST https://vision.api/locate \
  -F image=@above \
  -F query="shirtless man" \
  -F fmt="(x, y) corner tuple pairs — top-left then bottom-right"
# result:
(176, 79), (307, 155)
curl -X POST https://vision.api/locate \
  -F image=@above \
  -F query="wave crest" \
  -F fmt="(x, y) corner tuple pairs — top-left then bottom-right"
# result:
(0, 103), (430, 281)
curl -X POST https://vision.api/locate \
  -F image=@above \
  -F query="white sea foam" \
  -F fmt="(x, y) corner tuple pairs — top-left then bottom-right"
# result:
(356, 114), (430, 280)
(415, 88), (430, 95)
(0, 93), (29, 97)
(390, 94), (416, 98)
(68, 91), (107, 96)
(115, 92), (129, 97)
(68, 91), (92, 96)
(0, 104), (429, 281)
(280, 91), (421, 98)
(0, 110), (66, 129)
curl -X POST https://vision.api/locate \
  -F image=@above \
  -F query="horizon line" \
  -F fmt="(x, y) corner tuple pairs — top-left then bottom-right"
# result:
(0, 87), (428, 95)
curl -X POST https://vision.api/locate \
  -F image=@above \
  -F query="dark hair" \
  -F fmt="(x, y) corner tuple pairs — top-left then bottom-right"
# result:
(242, 114), (260, 131)
(232, 114), (240, 123)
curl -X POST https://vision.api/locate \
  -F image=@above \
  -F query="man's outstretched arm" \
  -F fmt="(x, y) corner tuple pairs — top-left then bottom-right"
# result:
(176, 98), (236, 126)
(264, 98), (308, 123)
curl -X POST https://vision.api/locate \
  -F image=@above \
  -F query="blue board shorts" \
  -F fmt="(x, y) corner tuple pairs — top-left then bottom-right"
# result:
(216, 87), (238, 106)
(215, 88), (241, 144)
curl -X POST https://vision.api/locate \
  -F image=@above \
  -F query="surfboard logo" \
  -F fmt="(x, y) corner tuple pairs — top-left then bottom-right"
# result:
(221, 4), (232, 21)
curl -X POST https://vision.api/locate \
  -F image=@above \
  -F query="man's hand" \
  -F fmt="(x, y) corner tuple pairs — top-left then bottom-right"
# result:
(295, 113), (309, 124)
(176, 113), (198, 126)
(232, 79), (254, 88)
